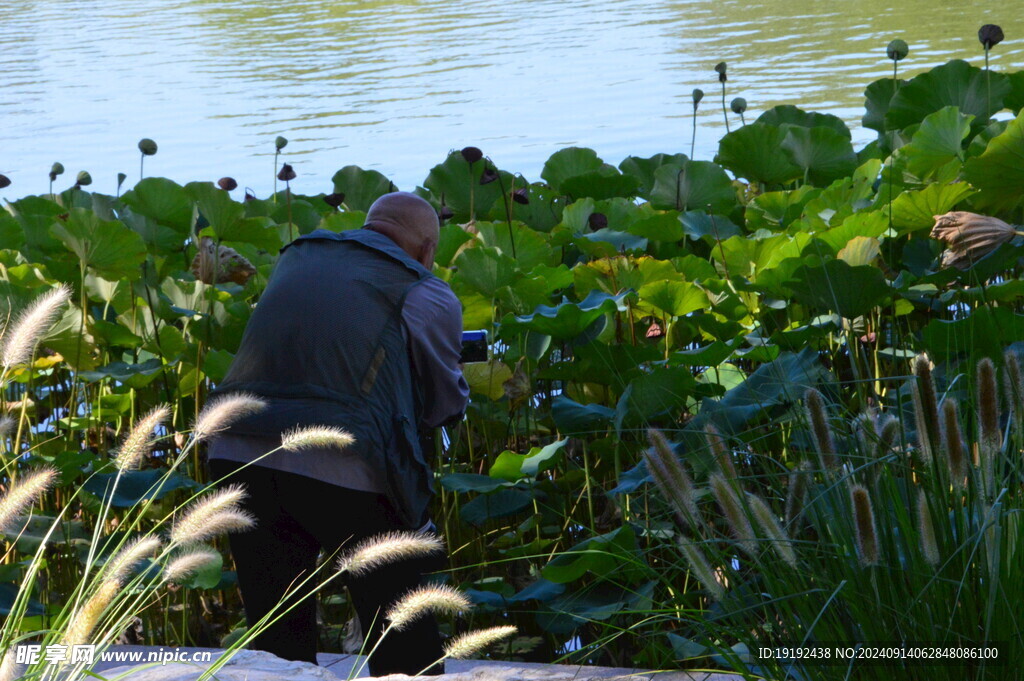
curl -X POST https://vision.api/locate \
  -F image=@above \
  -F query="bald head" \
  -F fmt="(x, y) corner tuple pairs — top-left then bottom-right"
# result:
(365, 192), (440, 269)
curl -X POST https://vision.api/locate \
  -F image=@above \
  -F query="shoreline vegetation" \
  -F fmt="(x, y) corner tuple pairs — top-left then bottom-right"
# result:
(2, 31), (1024, 680)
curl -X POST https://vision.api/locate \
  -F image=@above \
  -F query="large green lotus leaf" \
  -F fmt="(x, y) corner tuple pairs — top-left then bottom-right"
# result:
(423, 153), (511, 222)
(627, 212), (684, 242)
(504, 182), (564, 233)
(967, 119), (1009, 159)
(559, 197), (596, 232)
(886, 60), (1010, 132)
(187, 182), (282, 250)
(452, 246), (518, 298)
(1008, 71), (1024, 114)
(818, 210), (888, 254)
(787, 259), (890, 319)
(716, 124), (802, 186)
(561, 171), (640, 201)
(551, 396), (615, 435)
(890, 183), (975, 233)
(435, 223), (473, 268)
(542, 526), (637, 584)
(460, 488), (533, 526)
(476, 221), (553, 270)
(745, 185), (820, 232)
(440, 473), (512, 494)
(679, 211), (741, 241)
(672, 254), (717, 282)
(638, 279), (709, 317)
(619, 153), (689, 199)
(83, 469), (203, 508)
(780, 126), (858, 187)
(837, 236), (880, 266)
(756, 105), (851, 139)
(330, 165), (394, 212)
(0, 213), (25, 252)
(504, 290), (632, 340)
(541, 147), (605, 193)
(270, 198), (322, 236)
(922, 306), (1024, 363)
(614, 366), (698, 434)
(901, 106), (973, 180)
(964, 111), (1024, 212)
(520, 438), (568, 478)
(319, 210), (367, 233)
(49, 209), (146, 279)
(118, 208), (184, 255)
(715, 231), (811, 280)
(862, 77), (906, 134)
(120, 178), (195, 234)
(9, 196), (74, 254)
(575, 229), (648, 258)
(799, 159), (882, 230)
(498, 264), (573, 314)
(649, 161), (737, 214)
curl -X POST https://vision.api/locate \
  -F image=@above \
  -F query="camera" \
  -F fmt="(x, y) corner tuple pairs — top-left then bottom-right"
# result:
(460, 330), (488, 363)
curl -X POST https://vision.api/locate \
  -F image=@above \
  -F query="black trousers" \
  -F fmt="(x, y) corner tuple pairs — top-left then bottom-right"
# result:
(209, 459), (445, 676)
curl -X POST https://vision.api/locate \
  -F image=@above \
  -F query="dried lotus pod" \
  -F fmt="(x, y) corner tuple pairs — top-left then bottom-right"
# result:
(191, 237), (256, 285)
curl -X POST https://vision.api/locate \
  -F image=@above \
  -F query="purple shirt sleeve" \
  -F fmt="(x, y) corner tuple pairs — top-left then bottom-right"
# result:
(402, 277), (470, 429)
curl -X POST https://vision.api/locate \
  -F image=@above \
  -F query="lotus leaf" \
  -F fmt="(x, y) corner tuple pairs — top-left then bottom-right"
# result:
(619, 153), (689, 198)
(715, 124), (802, 186)
(890, 183), (975, 233)
(83, 469), (202, 508)
(780, 126), (858, 187)
(886, 60), (1010, 133)
(453, 246), (518, 297)
(756, 105), (851, 139)
(638, 279), (709, 318)
(560, 171), (640, 201)
(964, 111), (1024, 212)
(552, 396), (615, 435)
(788, 259), (891, 319)
(541, 147), (606, 194)
(862, 77), (906, 134)
(505, 290), (632, 340)
(330, 166), (395, 213)
(679, 211), (741, 241)
(49, 208), (146, 279)
(649, 161), (737, 214)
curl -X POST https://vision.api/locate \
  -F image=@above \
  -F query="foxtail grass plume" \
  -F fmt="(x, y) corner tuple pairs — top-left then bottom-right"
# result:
(785, 462), (812, 529)
(911, 354), (940, 463)
(192, 393), (266, 441)
(0, 284), (71, 370)
(164, 547), (222, 584)
(678, 539), (725, 601)
(281, 425), (355, 452)
(170, 485), (254, 545)
(444, 625), (517, 659)
(804, 388), (837, 469)
(875, 414), (900, 460)
(103, 536), (162, 584)
(63, 579), (120, 647)
(337, 531), (444, 578)
(850, 484), (879, 567)
(644, 429), (700, 529)
(0, 416), (15, 437)
(747, 493), (796, 569)
(976, 357), (1000, 495)
(931, 212), (1021, 270)
(386, 585), (472, 631)
(917, 490), (940, 568)
(710, 473), (757, 557)
(114, 405), (170, 471)
(941, 398), (967, 490)
(705, 424), (736, 479)
(0, 647), (22, 681)
(0, 467), (58, 534)
(1002, 350), (1024, 432)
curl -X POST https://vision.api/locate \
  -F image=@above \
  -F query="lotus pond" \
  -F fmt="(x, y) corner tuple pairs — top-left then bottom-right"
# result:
(1, 40), (1024, 681)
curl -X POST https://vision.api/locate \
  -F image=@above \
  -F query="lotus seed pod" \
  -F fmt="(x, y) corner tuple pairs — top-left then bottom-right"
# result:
(479, 167), (498, 185)
(714, 61), (727, 82)
(275, 135), (288, 151)
(0, 174), (9, 189)
(323, 192), (345, 208)
(730, 97), (747, 114)
(138, 138), (158, 156)
(692, 88), (704, 107)
(244, 189), (256, 202)
(978, 24), (1004, 50)
(587, 212), (608, 231)
(277, 163), (296, 182)
(49, 162), (65, 181)
(461, 146), (483, 164)
(886, 39), (909, 61)
(217, 177), (238, 191)
(438, 205), (455, 221)
(76, 171), (92, 186)
(512, 187), (529, 205)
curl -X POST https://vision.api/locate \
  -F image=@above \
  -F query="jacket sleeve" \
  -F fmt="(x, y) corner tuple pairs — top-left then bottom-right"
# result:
(402, 277), (470, 429)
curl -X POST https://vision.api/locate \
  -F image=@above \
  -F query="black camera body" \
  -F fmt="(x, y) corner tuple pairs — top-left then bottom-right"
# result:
(460, 330), (488, 363)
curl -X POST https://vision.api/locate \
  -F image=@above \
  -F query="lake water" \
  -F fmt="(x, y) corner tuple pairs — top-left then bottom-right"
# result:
(1, 1), (1021, 198)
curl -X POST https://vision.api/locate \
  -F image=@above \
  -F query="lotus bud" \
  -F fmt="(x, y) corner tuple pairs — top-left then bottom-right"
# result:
(714, 61), (727, 83)
(512, 187), (529, 205)
(479, 167), (498, 185)
(460, 146), (483, 164)
(0, 175), (9, 189)
(931, 211), (1019, 270)
(438, 205), (455, 221)
(76, 171), (92, 186)
(978, 24), (1004, 50)
(886, 39), (909, 61)
(244, 188), (256, 202)
(323, 192), (345, 208)
(49, 162), (65, 181)
(275, 135), (288, 151)
(730, 97), (747, 114)
(218, 177), (238, 191)
(587, 212), (608, 231)
(691, 88), (704, 108)
(138, 138), (158, 156)
(277, 163), (296, 182)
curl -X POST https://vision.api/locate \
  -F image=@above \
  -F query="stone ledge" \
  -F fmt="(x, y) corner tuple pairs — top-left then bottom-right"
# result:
(94, 647), (738, 680)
